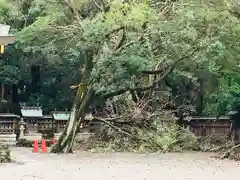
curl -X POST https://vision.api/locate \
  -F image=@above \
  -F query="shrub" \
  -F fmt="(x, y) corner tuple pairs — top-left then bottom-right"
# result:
(0, 145), (11, 163)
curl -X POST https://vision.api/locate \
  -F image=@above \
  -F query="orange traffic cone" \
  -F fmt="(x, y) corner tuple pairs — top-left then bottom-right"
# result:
(41, 139), (47, 153)
(33, 140), (39, 153)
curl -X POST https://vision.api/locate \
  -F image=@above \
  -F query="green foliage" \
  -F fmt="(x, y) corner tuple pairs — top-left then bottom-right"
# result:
(1, 0), (240, 115)
(16, 1), (208, 95)
(0, 63), (20, 84)
(0, 0), (83, 113)
(79, 121), (197, 153)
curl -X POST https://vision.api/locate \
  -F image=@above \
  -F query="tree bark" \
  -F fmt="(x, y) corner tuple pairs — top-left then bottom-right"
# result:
(50, 48), (95, 153)
(1, 84), (4, 99)
(51, 86), (94, 153)
(196, 78), (204, 116)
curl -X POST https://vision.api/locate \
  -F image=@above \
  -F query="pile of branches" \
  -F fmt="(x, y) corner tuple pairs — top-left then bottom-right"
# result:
(77, 93), (197, 153)
(192, 135), (240, 161)
(73, 93), (240, 161)
(219, 144), (240, 160)
(0, 145), (11, 163)
(194, 136), (234, 152)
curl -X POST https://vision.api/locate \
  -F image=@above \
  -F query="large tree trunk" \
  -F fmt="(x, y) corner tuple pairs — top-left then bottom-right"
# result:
(50, 49), (95, 153)
(196, 78), (204, 116)
(51, 86), (94, 153)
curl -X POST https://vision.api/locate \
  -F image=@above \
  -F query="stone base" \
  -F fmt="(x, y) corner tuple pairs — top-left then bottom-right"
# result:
(16, 132), (93, 142)
(76, 132), (93, 141)
(23, 133), (42, 141)
(0, 134), (17, 146)
(54, 133), (61, 140)
(54, 132), (93, 141)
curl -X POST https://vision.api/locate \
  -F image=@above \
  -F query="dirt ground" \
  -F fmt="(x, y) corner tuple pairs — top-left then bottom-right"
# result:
(1, 148), (240, 180)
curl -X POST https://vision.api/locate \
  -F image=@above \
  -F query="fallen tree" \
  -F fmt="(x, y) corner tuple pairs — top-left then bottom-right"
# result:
(72, 94), (197, 153)
(50, 44), (201, 153)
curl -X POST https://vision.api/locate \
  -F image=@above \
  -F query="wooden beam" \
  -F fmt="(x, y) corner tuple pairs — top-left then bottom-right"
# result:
(0, 36), (15, 45)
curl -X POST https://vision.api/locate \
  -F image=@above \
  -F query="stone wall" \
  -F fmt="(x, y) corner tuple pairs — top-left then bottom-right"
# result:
(0, 134), (16, 146)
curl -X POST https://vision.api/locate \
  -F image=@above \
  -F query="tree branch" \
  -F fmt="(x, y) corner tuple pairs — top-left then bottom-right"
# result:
(220, 144), (240, 159)
(141, 47), (200, 75)
(113, 29), (126, 51)
(105, 26), (124, 38)
(92, 0), (107, 13)
(91, 117), (143, 140)
(112, 23), (147, 55)
(102, 68), (171, 99)
(102, 47), (201, 99)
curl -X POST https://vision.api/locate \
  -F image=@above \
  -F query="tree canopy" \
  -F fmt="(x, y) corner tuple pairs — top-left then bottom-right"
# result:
(6, 0), (238, 115)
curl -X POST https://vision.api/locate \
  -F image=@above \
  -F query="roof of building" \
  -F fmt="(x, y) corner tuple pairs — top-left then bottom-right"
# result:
(0, 36), (15, 44)
(226, 111), (237, 116)
(0, 113), (20, 118)
(187, 116), (229, 122)
(20, 107), (43, 117)
(0, 24), (15, 44)
(42, 115), (52, 119)
(52, 111), (70, 121)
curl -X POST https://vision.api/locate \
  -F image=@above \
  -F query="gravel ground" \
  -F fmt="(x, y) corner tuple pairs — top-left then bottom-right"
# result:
(1, 148), (240, 180)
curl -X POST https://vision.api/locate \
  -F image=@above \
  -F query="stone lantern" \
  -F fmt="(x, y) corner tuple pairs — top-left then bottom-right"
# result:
(19, 118), (26, 139)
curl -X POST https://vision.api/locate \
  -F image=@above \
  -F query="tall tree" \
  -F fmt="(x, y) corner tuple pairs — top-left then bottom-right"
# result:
(0, 0), (82, 113)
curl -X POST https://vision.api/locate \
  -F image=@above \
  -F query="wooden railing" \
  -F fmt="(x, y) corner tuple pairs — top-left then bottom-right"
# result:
(30, 115), (234, 138)
(0, 114), (20, 134)
(37, 117), (56, 134)
(188, 116), (231, 137)
(0, 120), (15, 134)
(0, 113), (235, 140)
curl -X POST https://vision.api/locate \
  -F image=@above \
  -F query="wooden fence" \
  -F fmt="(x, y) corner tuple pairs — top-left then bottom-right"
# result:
(0, 114), (20, 134)
(25, 115), (235, 138)
(188, 116), (231, 138)
(0, 113), (236, 139)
